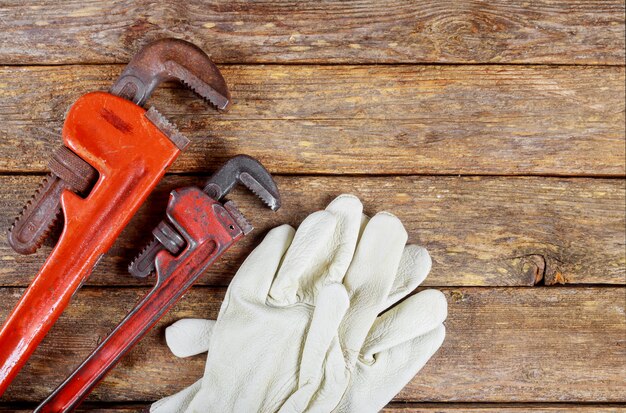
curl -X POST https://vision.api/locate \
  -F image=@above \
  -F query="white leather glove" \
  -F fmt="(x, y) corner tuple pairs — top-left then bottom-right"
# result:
(152, 195), (447, 413)
(153, 195), (363, 413)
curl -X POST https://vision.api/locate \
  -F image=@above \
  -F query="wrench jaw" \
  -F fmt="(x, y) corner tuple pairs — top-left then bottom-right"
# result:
(8, 147), (99, 255)
(144, 107), (190, 151)
(204, 155), (281, 212)
(110, 38), (231, 110)
(128, 155), (280, 278)
(224, 200), (254, 235)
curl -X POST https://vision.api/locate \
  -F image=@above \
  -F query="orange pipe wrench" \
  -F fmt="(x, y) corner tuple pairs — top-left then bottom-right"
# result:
(0, 38), (230, 395)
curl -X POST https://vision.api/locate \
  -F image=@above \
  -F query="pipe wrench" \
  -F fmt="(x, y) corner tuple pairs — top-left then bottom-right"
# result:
(0, 38), (231, 395)
(35, 155), (280, 412)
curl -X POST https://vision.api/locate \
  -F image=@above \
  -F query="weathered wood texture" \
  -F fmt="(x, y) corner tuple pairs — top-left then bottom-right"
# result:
(1, 175), (624, 287)
(0, 287), (623, 403)
(0, 65), (624, 176)
(0, 1), (623, 65)
(0, 1), (624, 410)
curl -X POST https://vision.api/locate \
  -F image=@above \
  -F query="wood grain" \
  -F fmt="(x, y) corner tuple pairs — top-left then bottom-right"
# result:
(0, 287), (623, 403)
(0, 175), (623, 287)
(0, 2), (624, 410)
(0, 65), (623, 176)
(0, 1), (623, 65)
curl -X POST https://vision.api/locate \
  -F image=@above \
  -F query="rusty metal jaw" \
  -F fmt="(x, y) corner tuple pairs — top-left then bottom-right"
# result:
(202, 154), (281, 211)
(109, 38), (231, 110)
(8, 147), (98, 255)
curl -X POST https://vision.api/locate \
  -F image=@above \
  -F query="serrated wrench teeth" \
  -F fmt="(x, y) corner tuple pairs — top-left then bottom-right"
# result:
(239, 172), (280, 211)
(110, 38), (231, 110)
(202, 155), (281, 211)
(8, 147), (98, 255)
(128, 238), (161, 279)
(8, 174), (63, 255)
(145, 107), (189, 150)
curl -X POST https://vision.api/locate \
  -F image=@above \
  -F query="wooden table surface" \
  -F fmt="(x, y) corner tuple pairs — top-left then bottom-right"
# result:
(0, 1), (624, 411)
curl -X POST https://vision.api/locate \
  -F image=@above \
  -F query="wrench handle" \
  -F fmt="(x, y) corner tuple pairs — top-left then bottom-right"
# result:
(36, 189), (244, 413)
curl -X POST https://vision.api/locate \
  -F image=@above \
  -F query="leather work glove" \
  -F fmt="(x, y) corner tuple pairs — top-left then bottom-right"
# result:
(151, 195), (447, 413)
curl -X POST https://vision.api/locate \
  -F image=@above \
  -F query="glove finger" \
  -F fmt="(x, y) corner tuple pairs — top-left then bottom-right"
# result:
(228, 224), (295, 302)
(340, 212), (408, 357)
(165, 319), (215, 358)
(270, 195), (363, 306)
(279, 283), (350, 412)
(342, 325), (446, 413)
(282, 336), (346, 413)
(299, 283), (349, 382)
(362, 289), (447, 360)
(385, 245), (432, 308)
(150, 378), (202, 413)
(322, 195), (364, 283)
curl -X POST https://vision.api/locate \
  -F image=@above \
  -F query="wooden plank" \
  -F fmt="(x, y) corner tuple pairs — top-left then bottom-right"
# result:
(0, 64), (623, 176)
(0, 175), (623, 287)
(0, 176), (626, 286)
(0, 1), (623, 65)
(0, 287), (623, 403)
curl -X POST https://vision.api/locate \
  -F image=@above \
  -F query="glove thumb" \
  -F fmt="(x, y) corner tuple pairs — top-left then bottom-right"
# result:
(165, 319), (216, 358)
(150, 378), (202, 413)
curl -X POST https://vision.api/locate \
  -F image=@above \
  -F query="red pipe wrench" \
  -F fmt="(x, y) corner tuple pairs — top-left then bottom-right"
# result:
(0, 38), (231, 395)
(35, 155), (280, 412)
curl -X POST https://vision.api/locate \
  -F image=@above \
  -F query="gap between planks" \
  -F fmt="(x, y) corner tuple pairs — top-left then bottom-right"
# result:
(0, 286), (623, 403)
(0, 175), (623, 287)
(0, 65), (623, 176)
